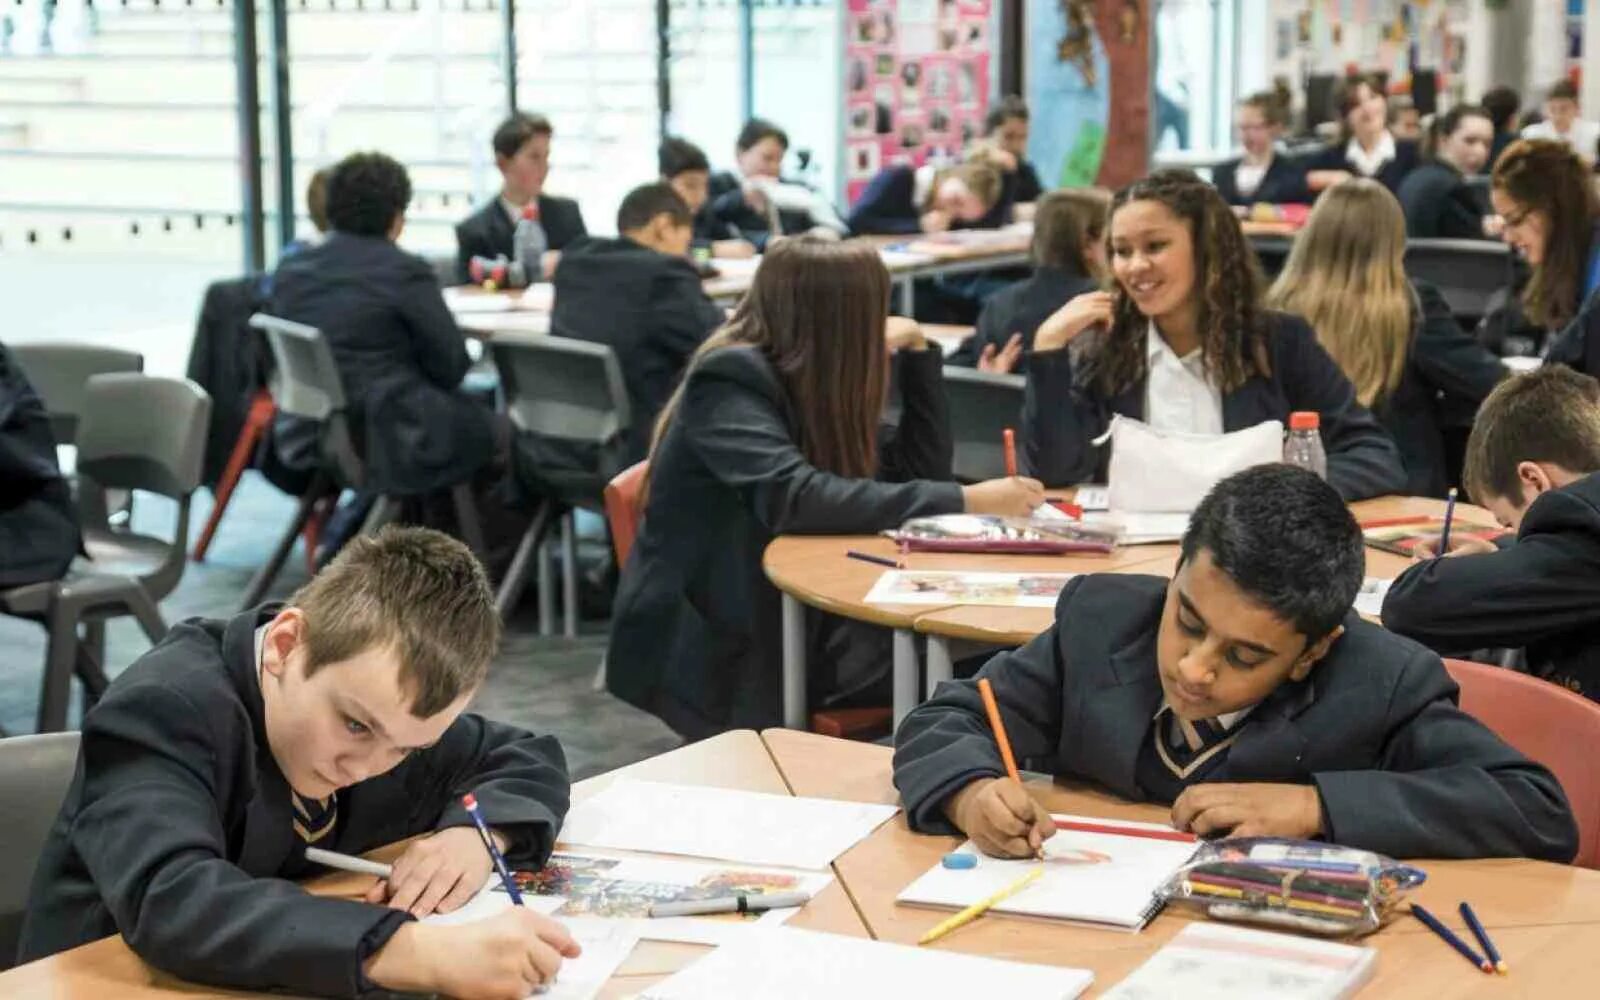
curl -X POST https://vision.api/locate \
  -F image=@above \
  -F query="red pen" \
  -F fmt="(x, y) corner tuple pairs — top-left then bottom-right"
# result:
(1053, 818), (1198, 844)
(1003, 427), (1018, 477)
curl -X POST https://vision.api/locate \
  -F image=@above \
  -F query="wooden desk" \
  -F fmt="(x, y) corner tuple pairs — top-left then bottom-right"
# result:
(761, 728), (1600, 998)
(0, 731), (868, 1000)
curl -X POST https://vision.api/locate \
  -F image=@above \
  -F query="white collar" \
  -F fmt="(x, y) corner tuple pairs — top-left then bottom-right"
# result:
(1216, 706), (1254, 730)
(1146, 323), (1204, 366)
(1344, 131), (1397, 176)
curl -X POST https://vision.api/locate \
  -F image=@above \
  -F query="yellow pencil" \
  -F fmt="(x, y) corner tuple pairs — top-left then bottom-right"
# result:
(918, 866), (1045, 946)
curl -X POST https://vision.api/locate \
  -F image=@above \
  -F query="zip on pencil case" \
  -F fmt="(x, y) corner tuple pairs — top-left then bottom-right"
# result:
(884, 514), (1119, 554)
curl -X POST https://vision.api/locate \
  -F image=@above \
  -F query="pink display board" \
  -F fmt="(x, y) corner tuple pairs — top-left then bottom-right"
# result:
(843, 0), (993, 205)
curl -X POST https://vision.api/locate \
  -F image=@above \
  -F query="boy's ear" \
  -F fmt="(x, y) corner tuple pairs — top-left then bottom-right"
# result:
(1290, 624), (1344, 681)
(262, 608), (308, 680)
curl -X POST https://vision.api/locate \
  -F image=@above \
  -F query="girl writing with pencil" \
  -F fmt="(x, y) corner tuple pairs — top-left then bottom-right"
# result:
(607, 238), (1043, 739)
(1020, 169), (1405, 500)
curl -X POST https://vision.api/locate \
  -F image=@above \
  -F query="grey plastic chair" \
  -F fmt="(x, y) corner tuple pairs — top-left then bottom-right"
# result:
(0, 732), (80, 968)
(1404, 238), (1513, 328)
(8, 343), (144, 445)
(491, 337), (632, 635)
(0, 374), (211, 732)
(941, 366), (1026, 483)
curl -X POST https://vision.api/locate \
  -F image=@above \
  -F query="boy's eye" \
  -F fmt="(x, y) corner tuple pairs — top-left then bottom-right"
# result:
(1177, 614), (1203, 637)
(344, 717), (370, 737)
(1227, 649), (1266, 670)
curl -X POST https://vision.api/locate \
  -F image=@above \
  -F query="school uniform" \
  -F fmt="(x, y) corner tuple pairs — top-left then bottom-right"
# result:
(551, 235), (726, 465)
(607, 344), (962, 739)
(0, 341), (79, 587)
(1009, 159), (1045, 204)
(17, 605), (569, 995)
(1383, 471), (1600, 702)
(1374, 282), (1507, 496)
(1303, 134), (1420, 195)
(700, 171), (821, 250)
(1397, 161), (1491, 240)
(1211, 154), (1311, 206)
(453, 193), (588, 283)
(895, 573), (1578, 861)
(948, 265), (1099, 373)
(1022, 311), (1407, 500)
(846, 164), (1013, 236)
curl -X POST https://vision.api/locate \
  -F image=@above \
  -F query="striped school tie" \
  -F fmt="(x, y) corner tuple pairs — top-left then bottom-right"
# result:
(292, 791), (338, 844)
(1153, 705), (1244, 780)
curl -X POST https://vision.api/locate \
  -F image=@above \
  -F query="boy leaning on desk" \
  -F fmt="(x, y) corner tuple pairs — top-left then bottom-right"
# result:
(894, 464), (1579, 864)
(17, 526), (579, 1000)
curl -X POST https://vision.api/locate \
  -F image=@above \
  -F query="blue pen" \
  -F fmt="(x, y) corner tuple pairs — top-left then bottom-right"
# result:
(1437, 487), (1459, 556)
(462, 792), (523, 905)
(1459, 901), (1507, 974)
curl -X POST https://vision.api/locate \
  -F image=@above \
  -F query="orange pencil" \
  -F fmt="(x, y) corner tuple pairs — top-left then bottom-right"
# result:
(977, 677), (1021, 783)
(1002, 428), (1018, 477)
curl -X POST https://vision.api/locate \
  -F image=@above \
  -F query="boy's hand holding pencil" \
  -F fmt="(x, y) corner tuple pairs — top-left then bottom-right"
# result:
(944, 776), (1057, 858)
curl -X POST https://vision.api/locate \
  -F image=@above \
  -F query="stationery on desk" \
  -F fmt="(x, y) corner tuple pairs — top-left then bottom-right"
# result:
(1360, 515), (1501, 556)
(1353, 577), (1392, 618)
(863, 570), (1076, 608)
(1100, 922), (1377, 1000)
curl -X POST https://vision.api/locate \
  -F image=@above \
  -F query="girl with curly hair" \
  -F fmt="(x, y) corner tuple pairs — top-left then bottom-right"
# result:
(1020, 169), (1405, 500)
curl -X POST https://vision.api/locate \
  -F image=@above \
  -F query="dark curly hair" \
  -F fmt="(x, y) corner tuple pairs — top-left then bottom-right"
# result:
(1078, 169), (1268, 397)
(325, 151), (412, 238)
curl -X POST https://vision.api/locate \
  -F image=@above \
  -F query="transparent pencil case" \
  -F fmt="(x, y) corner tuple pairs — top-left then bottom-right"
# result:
(1158, 837), (1427, 937)
(883, 514), (1119, 554)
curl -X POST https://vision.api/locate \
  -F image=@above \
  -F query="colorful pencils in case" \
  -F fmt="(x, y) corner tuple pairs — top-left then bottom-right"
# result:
(1460, 902), (1507, 974)
(1412, 903), (1493, 973)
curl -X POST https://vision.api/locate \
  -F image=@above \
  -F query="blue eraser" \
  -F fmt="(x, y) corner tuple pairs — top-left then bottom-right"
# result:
(941, 852), (977, 870)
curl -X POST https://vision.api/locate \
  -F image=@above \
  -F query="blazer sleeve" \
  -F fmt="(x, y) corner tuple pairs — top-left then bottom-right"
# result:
(454, 215), (492, 285)
(894, 578), (1082, 833)
(69, 682), (412, 998)
(1409, 283), (1508, 404)
(396, 262), (473, 391)
(1015, 161), (1045, 204)
(953, 297), (1009, 367)
(1276, 316), (1408, 500)
(1544, 291), (1600, 378)
(549, 198), (588, 250)
(1381, 489), (1600, 651)
(846, 168), (921, 236)
(651, 267), (726, 365)
(878, 346), (954, 483)
(1311, 647), (1578, 861)
(1022, 347), (1108, 484)
(708, 187), (774, 249)
(679, 355), (963, 535)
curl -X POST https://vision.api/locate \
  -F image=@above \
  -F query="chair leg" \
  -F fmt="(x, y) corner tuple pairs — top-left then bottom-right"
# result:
(239, 473), (328, 612)
(36, 595), (80, 734)
(450, 482), (489, 565)
(537, 538), (555, 637)
(192, 392), (274, 561)
(302, 494), (335, 575)
(561, 511), (578, 639)
(74, 642), (110, 715)
(592, 652), (608, 692)
(126, 586), (169, 646)
(494, 502), (552, 620)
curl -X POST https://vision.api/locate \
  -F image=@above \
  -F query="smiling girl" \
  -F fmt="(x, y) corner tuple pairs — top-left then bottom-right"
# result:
(1305, 73), (1419, 195)
(1020, 169), (1405, 499)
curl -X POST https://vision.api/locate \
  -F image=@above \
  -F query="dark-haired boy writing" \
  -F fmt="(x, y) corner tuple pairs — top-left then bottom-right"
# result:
(19, 527), (576, 999)
(895, 464), (1577, 862)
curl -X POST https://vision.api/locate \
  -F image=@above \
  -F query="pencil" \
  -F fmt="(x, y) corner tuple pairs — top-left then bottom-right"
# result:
(977, 677), (1021, 783)
(1412, 903), (1493, 973)
(1459, 902), (1507, 975)
(846, 549), (903, 569)
(1002, 427), (1018, 477)
(918, 866), (1043, 945)
(1437, 487), (1459, 555)
(304, 846), (393, 880)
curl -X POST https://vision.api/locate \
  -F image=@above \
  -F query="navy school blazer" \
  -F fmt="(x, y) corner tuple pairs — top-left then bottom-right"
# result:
(453, 194), (588, 283)
(1302, 137), (1421, 195)
(949, 265), (1100, 374)
(894, 573), (1579, 862)
(846, 164), (1014, 236)
(1022, 311), (1407, 500)
(1211, 154), (1312, 206)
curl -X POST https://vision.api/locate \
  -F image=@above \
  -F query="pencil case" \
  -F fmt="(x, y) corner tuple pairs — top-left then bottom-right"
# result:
(1158, 837), (1427, 937)
(884, 515), (1120, 554)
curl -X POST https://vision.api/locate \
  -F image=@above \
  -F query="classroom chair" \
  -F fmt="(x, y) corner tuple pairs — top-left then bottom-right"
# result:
(941, 367), (1026, 482)
(0, 732), (80, 968)
(491, 337), (632, 636)
(1443, 658), (1600, 869)
(238, 315), (487, 609)
(0, 374), (211, 733)
(191, 387), (276, 562)
(1403, 239), (1513, 330)
(9, 343), (145, 446)
(1248, 234), (1293, 279)
(602, 461), (649, 569)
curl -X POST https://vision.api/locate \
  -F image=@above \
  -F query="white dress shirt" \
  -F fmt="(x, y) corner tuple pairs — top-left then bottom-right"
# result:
(1521, 119), (1600, 159)
(1232, 159), (1269, 198)
(1345, 131), (1397, 178)
(1144, 323), (1224, 436)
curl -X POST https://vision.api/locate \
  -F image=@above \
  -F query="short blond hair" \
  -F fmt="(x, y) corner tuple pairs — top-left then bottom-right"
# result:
(290, 525), (500, 716)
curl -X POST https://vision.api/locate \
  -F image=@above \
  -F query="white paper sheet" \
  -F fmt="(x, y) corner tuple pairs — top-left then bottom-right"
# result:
(1073, 485), (1111, 511)
(863, 570), (1075, 608)
(897, 815), (1199, 930)
(1080, 511), (1190, 545)
(1101, 922), (1377, 1000)
(639, 926), (1093, 1000)
(558, 780), (898, 870)
(1353, 577), (1392, 618)
(707, 256), (762, 278)
(539, 922), (638, 1000)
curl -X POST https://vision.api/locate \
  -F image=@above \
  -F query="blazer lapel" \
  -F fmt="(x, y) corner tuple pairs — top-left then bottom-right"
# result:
(1070, 630), (1164, 800)
(1225, 675), (1315, 781)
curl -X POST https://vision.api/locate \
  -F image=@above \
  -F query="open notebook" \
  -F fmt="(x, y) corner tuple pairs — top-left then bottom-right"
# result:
(1102, 922), (1378, 1000)
(897, 815), (1199, 931)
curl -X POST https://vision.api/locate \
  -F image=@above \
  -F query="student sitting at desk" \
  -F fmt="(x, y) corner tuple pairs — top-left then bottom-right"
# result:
(1267, 179), (1506, 497)
(18, 527), (578, 998)
(950, 188), (1108, 375)
(454, 112), (588, 283)
(551, 181), (726, 465)
(1210, 91), (1310, 207)
(894, 464), (1578, 862)
(1304, 73), (1420, 196)
(1021, 169), (1405, 499)
(659, 136), (757, 260)
(846, 156), (1009, 236)
(702, 118), (845, 249)
(983, 95), (1045, 206)
(1397, 104), (1496, 240)
(0, 339), (79, 588)
(1520, 79), (1600, 165)
(1383, 367), (1600, 703)
(606, 239), (1045, 740)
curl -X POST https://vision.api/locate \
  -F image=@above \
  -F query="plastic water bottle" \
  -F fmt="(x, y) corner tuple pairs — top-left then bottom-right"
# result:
(1283, 411), (1328, 480)
(511, 203), (548, 287)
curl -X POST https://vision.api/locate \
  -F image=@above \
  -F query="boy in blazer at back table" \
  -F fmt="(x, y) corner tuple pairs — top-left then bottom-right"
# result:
(455, 112), (588, 283)
(895, 464), (1577, 863)
(18, 527), (578, 1000)
(1383, 367), (1600, 702)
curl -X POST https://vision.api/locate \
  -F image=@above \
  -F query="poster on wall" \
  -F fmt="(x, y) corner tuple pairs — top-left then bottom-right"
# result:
(843, 0), (993, 205)
(1025, 0), (1149, 191)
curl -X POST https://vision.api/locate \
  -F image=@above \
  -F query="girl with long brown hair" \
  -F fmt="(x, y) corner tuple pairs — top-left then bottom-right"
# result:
(1490, 139), (1600, 340)
(1021, 169), (1404, 499)
(1305, 73), (1420, 195)
(1267, 179), (1506, 496)
(608, 239), (1043, 738)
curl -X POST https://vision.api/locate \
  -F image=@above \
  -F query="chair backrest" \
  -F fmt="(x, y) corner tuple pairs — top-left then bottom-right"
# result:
(76, 374), (212, 501)
(491, 337), (631, 447)
(603, 460), (650, 566)
(1249, 234), (1294, 279)
(248, 313), (346, 420)
(941, 367), (1026, 483)
(1443, 658), (1600, 869)
(1404, 239), (1513, 324)
(0, 732), (81, 968)
(8, 343), (144, 445)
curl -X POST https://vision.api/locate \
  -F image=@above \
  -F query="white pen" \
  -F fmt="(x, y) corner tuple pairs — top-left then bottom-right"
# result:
(649, 891), (812, 918)
(304, 846), (393, 880)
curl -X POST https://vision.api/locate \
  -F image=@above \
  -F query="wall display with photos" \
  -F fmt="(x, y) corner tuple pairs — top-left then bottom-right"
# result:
(1266, 0), (1472, 111)
(843, 0), (995, 204)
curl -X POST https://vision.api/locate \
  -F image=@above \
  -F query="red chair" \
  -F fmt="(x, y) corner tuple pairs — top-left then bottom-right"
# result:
(1443, 658), (1600, 869)
(191, 388), (275, 561)
(602, 461), (650, 566)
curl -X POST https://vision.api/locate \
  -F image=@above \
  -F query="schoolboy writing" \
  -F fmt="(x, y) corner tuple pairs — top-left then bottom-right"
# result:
(18, 527), (577, 1000)
(894, 464), (1577, 863)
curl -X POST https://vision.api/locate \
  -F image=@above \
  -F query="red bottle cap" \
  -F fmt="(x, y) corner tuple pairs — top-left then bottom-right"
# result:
(521, 203), (539, 221)
(1288, 411), (1320, 431)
